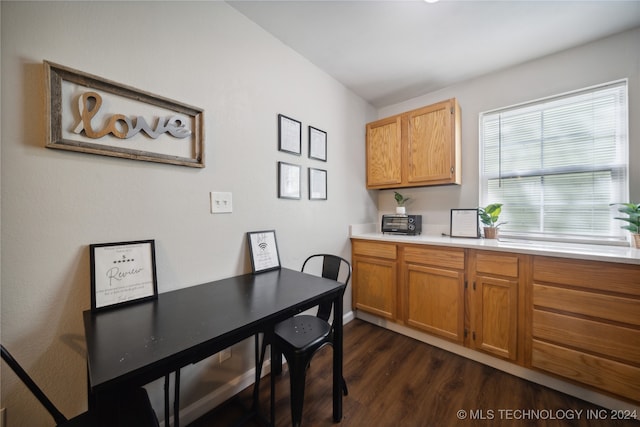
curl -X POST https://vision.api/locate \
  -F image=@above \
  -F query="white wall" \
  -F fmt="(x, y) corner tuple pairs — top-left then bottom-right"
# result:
(376, 28), (640, 232)
(0, 2), (376, 426)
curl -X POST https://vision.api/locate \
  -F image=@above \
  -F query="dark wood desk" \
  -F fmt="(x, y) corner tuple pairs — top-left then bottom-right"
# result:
(83, 268), (345, 425)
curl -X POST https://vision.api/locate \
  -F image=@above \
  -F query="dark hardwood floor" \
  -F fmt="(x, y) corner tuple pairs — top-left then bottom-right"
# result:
(188, 319), (639, 427)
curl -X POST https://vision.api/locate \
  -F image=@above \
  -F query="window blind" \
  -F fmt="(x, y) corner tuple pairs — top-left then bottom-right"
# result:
(479, 80), (628, 243)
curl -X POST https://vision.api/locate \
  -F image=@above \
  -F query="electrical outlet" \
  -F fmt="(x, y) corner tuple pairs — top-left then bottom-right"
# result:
(210, 192), (233, 214)
(219, 348), (232, 363)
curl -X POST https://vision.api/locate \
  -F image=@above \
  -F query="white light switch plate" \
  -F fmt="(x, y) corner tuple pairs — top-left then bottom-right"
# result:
(211, 192), (233, 213)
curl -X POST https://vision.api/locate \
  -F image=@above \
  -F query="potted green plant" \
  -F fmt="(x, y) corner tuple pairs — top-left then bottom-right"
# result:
(478, 203), (506, 239)
(610, 202), (640, 248)
(394, 191), (410, 214)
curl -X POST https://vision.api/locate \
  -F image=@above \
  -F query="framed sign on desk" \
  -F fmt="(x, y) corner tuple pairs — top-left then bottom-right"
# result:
(90, 239), (158, 311)
(247, 230), (281, 273)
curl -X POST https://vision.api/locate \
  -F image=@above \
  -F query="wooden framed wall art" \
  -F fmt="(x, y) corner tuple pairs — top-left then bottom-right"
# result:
(44, 61), (205, 168)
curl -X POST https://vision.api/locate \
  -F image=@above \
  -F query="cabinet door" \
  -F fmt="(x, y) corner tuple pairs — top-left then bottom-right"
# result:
(472, 275), (518, 360)
(407, 100), (457, 185)
(405, 263), (464, 343)
(366, 115), (402, 188)
(353, 256), (397, 319)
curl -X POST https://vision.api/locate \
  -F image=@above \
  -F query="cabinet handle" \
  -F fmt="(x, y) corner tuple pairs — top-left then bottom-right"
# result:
(450, 166), (454, 174)
(472, 331), (476, 340)
(473, 281), (476, 290)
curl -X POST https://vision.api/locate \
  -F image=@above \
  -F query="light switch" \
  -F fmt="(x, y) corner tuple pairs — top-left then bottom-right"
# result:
(211, 192), (233, 214)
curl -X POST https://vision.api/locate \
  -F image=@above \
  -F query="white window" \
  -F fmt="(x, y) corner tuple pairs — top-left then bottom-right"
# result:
(479, 80), (628, 244)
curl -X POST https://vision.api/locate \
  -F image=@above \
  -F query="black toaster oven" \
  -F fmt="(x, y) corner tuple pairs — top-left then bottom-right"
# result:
(381, 215), (422, 235)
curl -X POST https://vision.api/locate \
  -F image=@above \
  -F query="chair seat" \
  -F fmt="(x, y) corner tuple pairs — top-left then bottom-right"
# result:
(274, 315), (331, 351)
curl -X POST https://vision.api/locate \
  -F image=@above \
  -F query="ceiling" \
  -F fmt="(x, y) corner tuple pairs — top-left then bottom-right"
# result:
(228, 0), (640, 107)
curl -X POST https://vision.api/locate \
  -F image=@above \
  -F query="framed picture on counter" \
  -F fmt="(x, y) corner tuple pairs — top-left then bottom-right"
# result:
(90, 239), (158, 311)
(450, 209), (480, 238)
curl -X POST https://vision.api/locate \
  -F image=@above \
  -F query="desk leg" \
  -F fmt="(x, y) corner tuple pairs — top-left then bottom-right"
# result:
(333, 295), (343, 422)
(174, 369), (181, 427)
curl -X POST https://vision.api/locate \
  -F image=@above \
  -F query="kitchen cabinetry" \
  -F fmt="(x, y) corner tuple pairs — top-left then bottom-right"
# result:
(530, 256), (640, 402)
(351, 236), (640, 404)
(352, 240), (398, 320)
(365, 98), (461, 189)
(468, 251), (522, 362)
(403, 245), (465, 343)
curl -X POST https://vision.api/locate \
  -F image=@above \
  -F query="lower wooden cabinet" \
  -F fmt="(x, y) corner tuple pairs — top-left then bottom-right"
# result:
(352, 240), (398, 320)
(530, 256), (640, 402)
(468, 251), (522, 362)
(404, 246), (465, 343)
(351, 238), (640, 404)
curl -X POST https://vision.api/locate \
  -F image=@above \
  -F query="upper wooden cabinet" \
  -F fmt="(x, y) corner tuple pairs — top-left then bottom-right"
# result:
(366, 98), (461, 189)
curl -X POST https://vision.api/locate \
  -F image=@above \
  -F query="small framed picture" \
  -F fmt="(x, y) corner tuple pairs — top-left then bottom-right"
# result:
(90, 239), (158, 311)
(278, 161), (301, 199)
(450, 209), (480, 238)
(308, 126), (327, 161)
(247, 230), (281, 274)
(278, 114), (302, 155)
(309, 167), (327, 200)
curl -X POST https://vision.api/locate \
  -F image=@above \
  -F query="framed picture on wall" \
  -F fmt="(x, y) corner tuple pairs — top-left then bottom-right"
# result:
(309, 167), (327, 200)
(247, 230), (281, 274)
(278, 114), (302, 155)
(90, 239), (158, 311)
(308, 126), (327, 161)
(278, 161), (301, 199)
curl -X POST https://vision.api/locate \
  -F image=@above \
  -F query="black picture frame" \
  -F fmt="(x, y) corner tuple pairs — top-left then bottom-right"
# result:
(309, 167), (327, 200)
(278, 161), (301, 199)
(278, 114), (302, 155)
(246, 230), (281, 274)
(450, 209), (480, 238)
(308, 126), (327, 161)
(90, 239), (158, 311)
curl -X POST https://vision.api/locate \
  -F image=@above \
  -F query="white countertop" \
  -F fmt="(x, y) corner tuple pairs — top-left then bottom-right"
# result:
(349, 225), (640, 265)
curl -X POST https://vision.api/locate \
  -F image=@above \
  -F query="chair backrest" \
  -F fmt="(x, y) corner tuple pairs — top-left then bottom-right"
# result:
(301, 254), (351, 321)
(1, 344), (68, 425)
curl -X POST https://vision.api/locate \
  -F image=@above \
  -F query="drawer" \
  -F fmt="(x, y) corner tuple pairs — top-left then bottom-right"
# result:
(533, 284), (640, 327)
(476, 251), (519, 278)
(532, 340), (640, 402)
(532, 309), (640, 364)
(404, 245), (465, 270)
(533, 256), (640, 297)
(352, 240), (397, 260)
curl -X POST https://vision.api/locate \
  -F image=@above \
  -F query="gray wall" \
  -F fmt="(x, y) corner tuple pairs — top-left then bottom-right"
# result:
(2, 1), (639, 425)
(0, 2), (376, 425)
(376, 28), (640, 233)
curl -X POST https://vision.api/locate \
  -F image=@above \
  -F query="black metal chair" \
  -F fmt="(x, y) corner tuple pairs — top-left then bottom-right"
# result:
(255, 254), (351, 427)
(1, 344), (159, 427)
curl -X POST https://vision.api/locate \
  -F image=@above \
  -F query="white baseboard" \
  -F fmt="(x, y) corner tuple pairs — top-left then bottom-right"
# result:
(161, 311), (356, 426)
